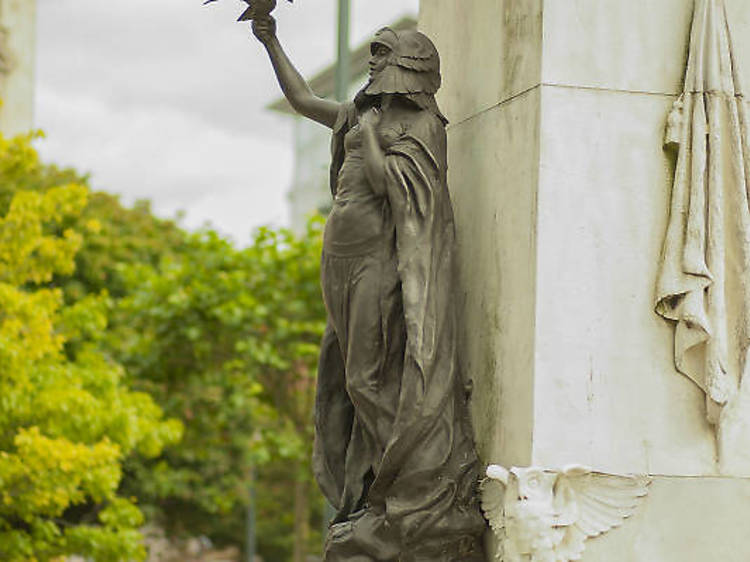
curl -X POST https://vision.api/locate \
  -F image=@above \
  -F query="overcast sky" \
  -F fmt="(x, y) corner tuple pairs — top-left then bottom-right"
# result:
(33, 0), (418, 243)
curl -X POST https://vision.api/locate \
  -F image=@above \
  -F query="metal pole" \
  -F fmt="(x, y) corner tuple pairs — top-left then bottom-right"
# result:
(334, 0), (351, 101)
(246, 463), (256, 562)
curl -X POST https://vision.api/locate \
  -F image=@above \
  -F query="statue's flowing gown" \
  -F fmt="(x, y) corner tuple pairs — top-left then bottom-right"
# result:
(313, 102), (486, 561)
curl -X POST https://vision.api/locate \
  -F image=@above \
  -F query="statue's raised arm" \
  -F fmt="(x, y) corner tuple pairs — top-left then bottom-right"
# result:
(204, 7), (489, 556)
(253, 16), (341, 129)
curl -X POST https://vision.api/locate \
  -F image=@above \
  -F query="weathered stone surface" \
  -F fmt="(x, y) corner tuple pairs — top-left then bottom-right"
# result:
(533, 86), (716, 475)
(447, 90), (540, 468)
(542, 0), (693, 94)
(420, 0), (542, 125)
(421, 0), (750, 559)
(583, 476), (750, 562)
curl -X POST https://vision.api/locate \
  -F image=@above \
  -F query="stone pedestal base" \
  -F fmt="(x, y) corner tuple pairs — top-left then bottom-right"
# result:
(585, 476), (750, 561)
(419, 0), (750, 560)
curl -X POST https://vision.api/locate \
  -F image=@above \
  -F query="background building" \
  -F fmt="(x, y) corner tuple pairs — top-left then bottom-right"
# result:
(268, 16), (416, 232)
(0, 0), (36, 136)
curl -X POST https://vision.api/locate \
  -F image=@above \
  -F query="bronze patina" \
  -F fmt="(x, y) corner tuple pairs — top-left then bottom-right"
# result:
(203, 0), (293, 22)
(252, 12), (486, 562)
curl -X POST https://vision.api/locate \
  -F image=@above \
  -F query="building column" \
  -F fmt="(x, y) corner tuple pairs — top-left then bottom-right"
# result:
(0, 0), (37, 136)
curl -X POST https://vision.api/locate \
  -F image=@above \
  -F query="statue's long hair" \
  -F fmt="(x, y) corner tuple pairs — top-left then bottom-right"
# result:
(354, 27), (448, 125)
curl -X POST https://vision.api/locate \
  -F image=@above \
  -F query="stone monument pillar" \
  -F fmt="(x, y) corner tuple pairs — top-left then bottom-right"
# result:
(0, 0), (37, 136)
(420, 0), (750, 560)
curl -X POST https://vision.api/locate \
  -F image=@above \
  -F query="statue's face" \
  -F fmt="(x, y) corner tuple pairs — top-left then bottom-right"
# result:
(369, 43), (391, 79)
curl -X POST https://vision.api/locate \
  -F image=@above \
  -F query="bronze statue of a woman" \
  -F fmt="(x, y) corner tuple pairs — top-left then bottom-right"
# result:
(253, 16), (486, 562)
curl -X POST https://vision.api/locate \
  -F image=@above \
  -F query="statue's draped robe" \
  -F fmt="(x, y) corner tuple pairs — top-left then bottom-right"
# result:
(656, 0), (750, 426)
(313, 103), (485, 560)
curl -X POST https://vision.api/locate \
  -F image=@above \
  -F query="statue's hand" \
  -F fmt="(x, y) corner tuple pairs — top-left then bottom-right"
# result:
(252, 15), (277, 45)
(359, 108), (382, 130)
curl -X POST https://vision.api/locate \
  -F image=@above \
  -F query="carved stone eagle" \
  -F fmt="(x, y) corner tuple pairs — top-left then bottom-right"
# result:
(481, 464), (651, 562)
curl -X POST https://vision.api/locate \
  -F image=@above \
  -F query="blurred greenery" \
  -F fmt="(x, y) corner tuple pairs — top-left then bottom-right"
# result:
(114, 221), (327, 561)
(0, 129), (328, 561)
(0, 132), (182, 561)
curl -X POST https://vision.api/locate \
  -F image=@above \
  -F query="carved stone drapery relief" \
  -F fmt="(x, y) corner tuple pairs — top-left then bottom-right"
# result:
(655, 0), (750, 437)
(481, 465), (651, 562)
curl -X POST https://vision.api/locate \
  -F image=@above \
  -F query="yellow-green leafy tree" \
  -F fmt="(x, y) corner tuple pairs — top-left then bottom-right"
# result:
(0, 132), (182, 561)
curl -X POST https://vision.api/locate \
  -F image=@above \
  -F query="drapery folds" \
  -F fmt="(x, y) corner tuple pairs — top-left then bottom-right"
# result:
(656, 0), (750, 425)
(313, 103), (485, 561)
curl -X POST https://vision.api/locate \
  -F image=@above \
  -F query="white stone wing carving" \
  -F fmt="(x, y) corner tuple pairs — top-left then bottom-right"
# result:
(553, 465), (651, 561)
(480, 465), (508, 536)
(480, 465), (510, 561)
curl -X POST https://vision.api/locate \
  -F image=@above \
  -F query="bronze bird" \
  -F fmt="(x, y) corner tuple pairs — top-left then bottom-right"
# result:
(203, 0), (292, 22)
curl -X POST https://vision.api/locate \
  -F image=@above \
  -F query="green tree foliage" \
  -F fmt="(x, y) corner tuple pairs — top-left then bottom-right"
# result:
(116, 220), (327, 560)
(66, 194), (186, 301)
(0, 132), (82, 215)
(1, 128), (329, 561)
(0, 132), (182, 561)
(0, 131), (185, 302)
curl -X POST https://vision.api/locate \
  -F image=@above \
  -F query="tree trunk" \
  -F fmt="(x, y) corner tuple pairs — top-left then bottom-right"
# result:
(292, 468), (310, 562)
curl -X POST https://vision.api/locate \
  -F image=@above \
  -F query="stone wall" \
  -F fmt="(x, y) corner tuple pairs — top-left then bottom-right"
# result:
(420, 1), (750, 560)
